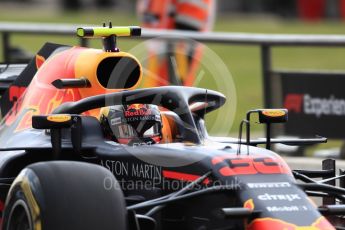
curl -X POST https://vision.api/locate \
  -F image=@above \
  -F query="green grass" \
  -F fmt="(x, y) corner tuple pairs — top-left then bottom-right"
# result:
(1, 9), (345, 142)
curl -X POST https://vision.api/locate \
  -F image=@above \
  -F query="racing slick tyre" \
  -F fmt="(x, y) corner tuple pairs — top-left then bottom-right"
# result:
(2, 161), (127, 230)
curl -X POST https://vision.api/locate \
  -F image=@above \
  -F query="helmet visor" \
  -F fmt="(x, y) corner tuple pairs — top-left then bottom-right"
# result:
(111, 120), (161, 139)
(116, 123), (137, 139)
(143, 123), (161, 137)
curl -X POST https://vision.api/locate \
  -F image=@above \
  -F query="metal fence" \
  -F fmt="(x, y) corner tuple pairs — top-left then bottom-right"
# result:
(1, 22), (345, 109)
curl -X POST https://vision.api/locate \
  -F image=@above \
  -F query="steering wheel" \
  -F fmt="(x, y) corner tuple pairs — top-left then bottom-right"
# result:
(53, 86), (226, 144)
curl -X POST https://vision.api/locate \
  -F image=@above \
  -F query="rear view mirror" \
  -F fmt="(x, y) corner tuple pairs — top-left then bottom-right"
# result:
(245, 108), (288, 150)
(257, 109), (288, 124)
(32, 114), (82, 158)
(32, 114), (73, 129)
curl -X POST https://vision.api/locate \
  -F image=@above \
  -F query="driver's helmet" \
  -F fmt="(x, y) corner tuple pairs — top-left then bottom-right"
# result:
(100, 104), (162, 145)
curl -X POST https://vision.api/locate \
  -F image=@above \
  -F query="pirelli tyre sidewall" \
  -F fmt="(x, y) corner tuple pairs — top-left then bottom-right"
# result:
(2, 161), (127, 230)
(2, 181), (35, 230)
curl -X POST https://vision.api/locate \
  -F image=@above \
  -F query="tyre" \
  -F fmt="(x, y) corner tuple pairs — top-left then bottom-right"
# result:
(2, 161), (127, 230)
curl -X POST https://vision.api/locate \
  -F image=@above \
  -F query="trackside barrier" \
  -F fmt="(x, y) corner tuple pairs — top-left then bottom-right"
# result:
(1, 22), (345, 138)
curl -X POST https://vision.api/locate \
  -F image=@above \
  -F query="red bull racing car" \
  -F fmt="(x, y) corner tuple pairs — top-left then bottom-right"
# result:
(0, 25), (344, 230)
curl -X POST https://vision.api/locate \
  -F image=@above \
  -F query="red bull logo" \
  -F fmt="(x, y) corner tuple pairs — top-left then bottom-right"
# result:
(125, 109), (152, 117)
(127, 104), (145, 110)
(125, 104), (152, 117)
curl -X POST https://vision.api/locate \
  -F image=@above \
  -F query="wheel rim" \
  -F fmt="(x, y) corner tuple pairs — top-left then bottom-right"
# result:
(7, 200), (33, 230)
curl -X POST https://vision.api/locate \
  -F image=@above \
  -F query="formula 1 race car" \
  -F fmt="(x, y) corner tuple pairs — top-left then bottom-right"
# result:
(0, 25), (344, 230)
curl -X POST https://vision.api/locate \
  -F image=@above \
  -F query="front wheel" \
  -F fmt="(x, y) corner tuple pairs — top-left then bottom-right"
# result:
(2, 161), (127, 230)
